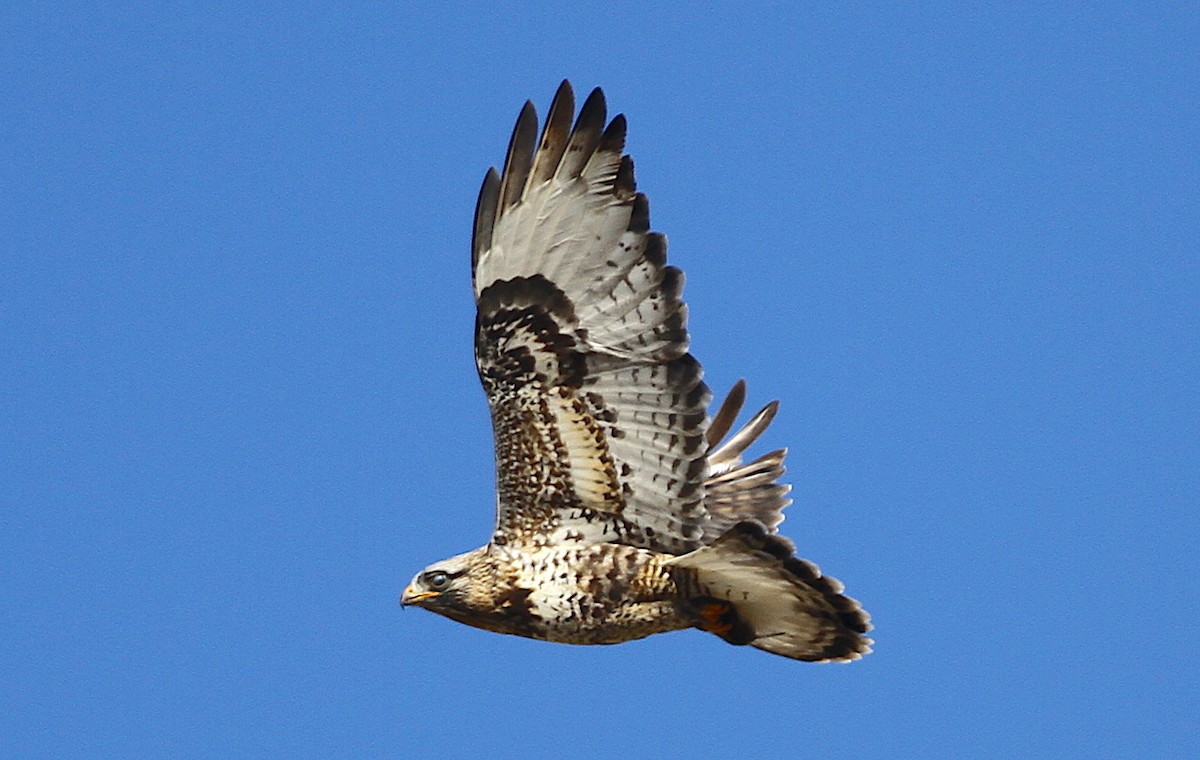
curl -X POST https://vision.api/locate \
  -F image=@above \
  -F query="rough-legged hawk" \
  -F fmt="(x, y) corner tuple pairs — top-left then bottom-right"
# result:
(402, 82), (872, 662)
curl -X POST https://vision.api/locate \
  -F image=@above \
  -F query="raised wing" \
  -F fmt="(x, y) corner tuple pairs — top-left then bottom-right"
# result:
(473, 81), (710, 553)
(701, 380), (792, 543)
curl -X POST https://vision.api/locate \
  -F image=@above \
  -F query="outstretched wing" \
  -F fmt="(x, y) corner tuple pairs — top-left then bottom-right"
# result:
(473, 81), (710, 553)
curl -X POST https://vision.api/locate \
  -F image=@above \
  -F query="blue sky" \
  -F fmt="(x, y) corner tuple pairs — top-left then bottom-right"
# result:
(3, 3), (1196, 758)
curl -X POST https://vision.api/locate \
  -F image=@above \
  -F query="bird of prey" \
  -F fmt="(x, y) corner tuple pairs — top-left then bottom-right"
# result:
(402, 82), (872, 662)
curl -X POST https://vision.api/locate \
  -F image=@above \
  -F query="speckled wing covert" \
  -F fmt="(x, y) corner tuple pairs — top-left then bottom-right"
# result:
(472, 82), (711, 553)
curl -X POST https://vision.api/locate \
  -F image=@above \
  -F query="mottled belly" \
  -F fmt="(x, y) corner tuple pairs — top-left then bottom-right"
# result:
(516, 544), (690, 645)
(527, 598), (690, 645)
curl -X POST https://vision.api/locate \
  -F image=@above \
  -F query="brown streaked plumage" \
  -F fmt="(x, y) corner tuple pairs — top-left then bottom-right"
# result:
(402, 81), (872, 662)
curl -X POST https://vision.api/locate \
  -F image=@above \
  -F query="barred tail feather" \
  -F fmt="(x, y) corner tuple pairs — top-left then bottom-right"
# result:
(665, 521), (872, 662)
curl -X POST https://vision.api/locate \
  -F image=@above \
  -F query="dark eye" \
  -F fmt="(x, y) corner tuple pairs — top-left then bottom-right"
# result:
(424, 571), (450, 589)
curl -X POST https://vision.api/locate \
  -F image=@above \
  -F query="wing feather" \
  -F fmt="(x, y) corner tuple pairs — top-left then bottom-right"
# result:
(528, 81), (575, 186)
(702, 387), (792, 539)
(474, 83), (712, 552)
(555, 87), (607, 181)
(497, 101), (538, 211)
(471, 168), (501, 276)
(473, 83), (792, 554)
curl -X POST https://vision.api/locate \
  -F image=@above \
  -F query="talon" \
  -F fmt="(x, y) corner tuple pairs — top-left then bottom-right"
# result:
(700, 602), (729, 624)
(698, 601), (735, 634)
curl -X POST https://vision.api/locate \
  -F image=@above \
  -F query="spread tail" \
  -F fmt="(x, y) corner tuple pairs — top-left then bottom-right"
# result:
(665, 521), (872, 662)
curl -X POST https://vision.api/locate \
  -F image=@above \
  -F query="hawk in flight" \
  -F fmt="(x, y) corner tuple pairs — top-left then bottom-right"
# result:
(402, 82), (872, 661)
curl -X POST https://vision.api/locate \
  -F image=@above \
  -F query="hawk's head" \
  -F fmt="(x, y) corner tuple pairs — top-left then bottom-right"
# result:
(401, 545), (537, 636)
(400, 549), (479, 611)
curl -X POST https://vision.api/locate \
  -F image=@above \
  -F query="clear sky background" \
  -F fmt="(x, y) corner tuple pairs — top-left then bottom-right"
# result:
(3, 3), (1197, 758)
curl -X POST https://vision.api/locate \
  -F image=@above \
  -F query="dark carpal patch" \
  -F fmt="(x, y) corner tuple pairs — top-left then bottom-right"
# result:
(476, 275), (587, 390)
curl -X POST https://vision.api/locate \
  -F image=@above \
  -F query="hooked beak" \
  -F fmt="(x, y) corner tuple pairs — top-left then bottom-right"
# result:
(400, 584), (441, 607)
